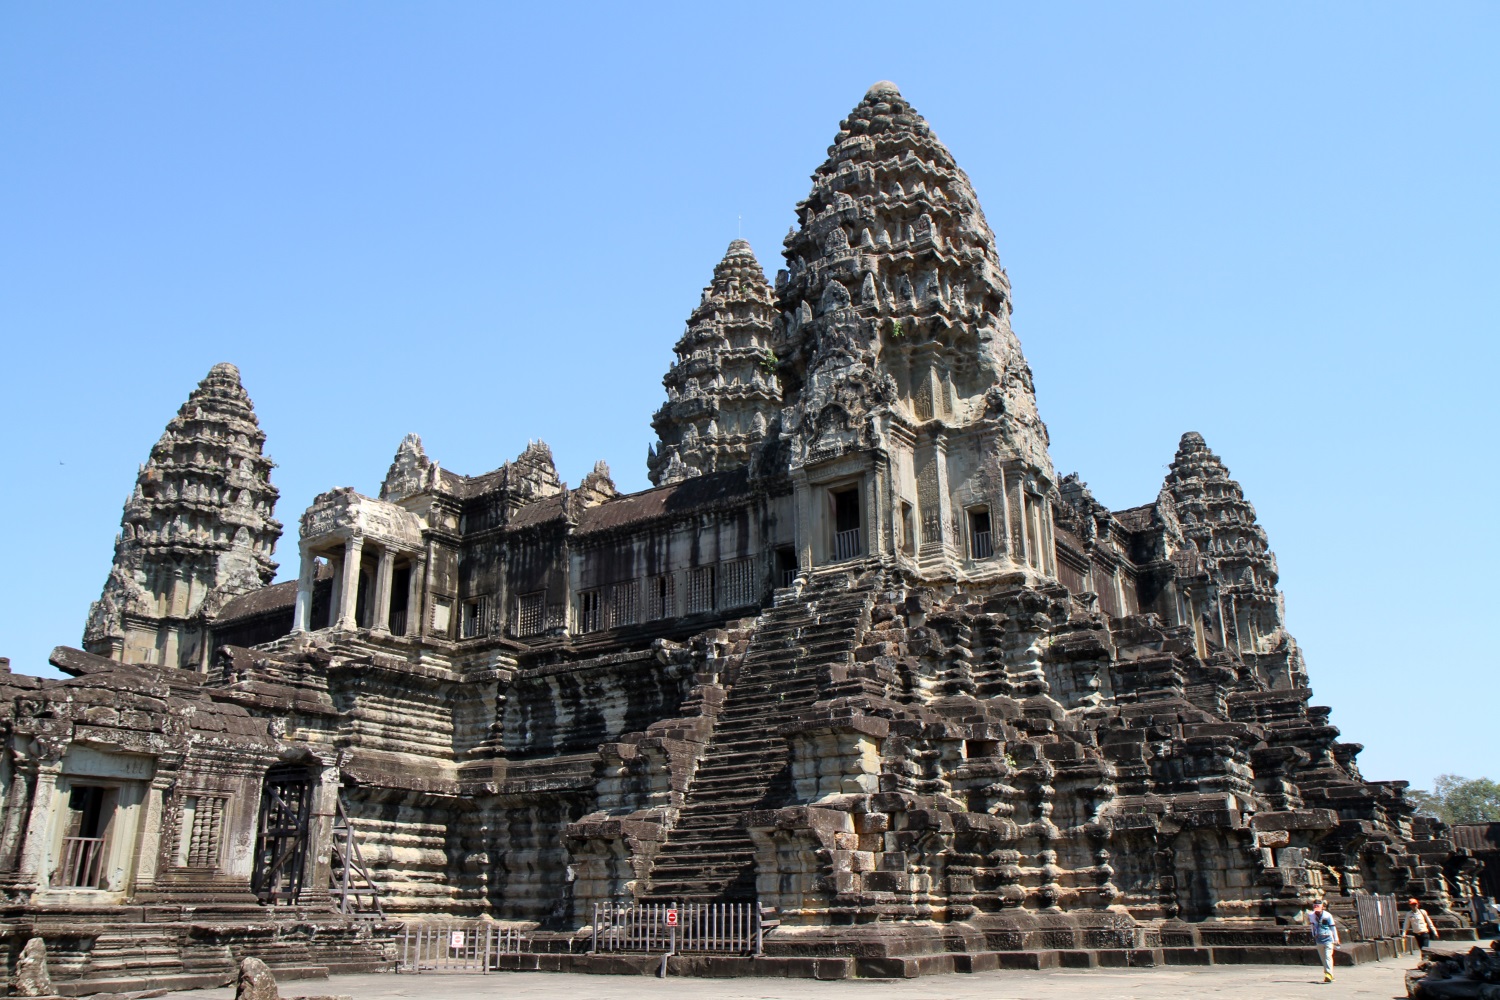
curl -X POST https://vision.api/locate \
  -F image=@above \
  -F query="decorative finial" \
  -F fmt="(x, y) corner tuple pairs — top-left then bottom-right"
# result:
(866, 80), (901, 100)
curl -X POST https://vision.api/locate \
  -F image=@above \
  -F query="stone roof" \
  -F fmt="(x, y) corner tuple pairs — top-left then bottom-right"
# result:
(577, 467), (753, 536)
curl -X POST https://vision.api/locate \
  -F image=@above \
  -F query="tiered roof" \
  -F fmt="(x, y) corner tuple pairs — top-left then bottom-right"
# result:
(649, 240), (783, 485)
(85, 363), (282, 646)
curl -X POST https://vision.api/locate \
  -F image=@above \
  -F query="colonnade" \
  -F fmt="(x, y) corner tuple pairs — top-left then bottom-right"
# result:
(291, 534), (424, 635)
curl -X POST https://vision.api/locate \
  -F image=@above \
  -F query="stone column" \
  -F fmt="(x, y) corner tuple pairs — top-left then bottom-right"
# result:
(129, 760), (177, 894)
(12, 756), (64, 892)
(0, 754), (37, 873)
(335, 535), (364, 631)
(327, 549), (344, 626)
(297, 761), (340, 908)
(405, 554), (425, 637)
(370, 546), (395, 635)
(418, 541), (435, 639)
(291, 542), (316, 633)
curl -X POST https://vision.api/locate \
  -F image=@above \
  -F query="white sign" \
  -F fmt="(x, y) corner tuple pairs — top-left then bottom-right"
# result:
(450, 931), (465, 950)
(665, 908), (679, 927)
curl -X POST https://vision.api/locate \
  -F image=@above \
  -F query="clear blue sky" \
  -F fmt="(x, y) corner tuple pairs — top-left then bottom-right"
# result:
(2, 4), (1495, 791)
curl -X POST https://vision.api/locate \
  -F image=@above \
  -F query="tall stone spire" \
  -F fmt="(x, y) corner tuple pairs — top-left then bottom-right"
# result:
(776, 81), (1052, 476)
(84, 363), (282, 669)
(1164, 432), (1302, 686)
(649, 239), (783, 485)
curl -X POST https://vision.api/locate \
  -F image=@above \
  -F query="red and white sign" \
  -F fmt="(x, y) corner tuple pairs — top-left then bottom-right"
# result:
(665, 908), (679, 927)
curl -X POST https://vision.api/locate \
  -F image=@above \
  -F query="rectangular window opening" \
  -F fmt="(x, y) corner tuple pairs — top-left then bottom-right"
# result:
(832, 487), (861, 561)
(687, 566), (716, 614)
(515, 592), (545, 637)
(577, 590), (601, 633)
(644, 575), (674, 621)
(605, 582), (637, 629)
(968, 508), (993, 560)
(719, 559), (755, 609)
(461, 596), (488, 638)
(775, 547), (798, 588)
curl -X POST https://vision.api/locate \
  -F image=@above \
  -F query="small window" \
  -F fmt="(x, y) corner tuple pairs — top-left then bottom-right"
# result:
(461, 597), (488, 638)
(605, 582), (637, 629)
(899, 502), (915, 555)
(687, 566), (716, 614)
(968, 508), (993, 560)
(577, 590), (601, 633)
(719, 559), (755, 609)
(176, 794), (227, 868)
(515, 592), (545, 636)
(644, 575), (674, 620)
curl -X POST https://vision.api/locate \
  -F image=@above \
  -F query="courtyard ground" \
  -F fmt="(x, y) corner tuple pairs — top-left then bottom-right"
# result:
(164, 958), (1417, 1000)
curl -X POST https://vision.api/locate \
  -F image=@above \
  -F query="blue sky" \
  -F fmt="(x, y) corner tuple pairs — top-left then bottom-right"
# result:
(1, 3), (1495, 790)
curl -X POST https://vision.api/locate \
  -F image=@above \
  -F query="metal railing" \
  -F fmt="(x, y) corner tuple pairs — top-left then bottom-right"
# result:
(397, 924), (530, 973)
(970, 529), (993, 559)
(1354, 892), (1401, 939)
(591, 902), (762, 956)
(58, 836), (106, 888)
(833, 528), (861, 561)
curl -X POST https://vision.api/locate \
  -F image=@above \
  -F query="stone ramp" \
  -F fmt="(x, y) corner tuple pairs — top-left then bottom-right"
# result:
(639, 570), (876, 903)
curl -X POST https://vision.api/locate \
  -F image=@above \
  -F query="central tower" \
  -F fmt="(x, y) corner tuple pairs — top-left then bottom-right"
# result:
(773, 82), (1057, 580)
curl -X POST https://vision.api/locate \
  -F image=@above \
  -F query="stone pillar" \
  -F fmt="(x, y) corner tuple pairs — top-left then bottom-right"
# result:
(291, 542), (316, 633)
(297, 762), (340, 908)
(335, 535), (364, 631)
(405, 554), (425, 637)
(0, 754), (37, 873)
(327, 549), (344, 626)
(418, 541), (435, 639)
(130, 761), (178, 893)
(370, 546), (395, 635)
(12, 756), (64, 891)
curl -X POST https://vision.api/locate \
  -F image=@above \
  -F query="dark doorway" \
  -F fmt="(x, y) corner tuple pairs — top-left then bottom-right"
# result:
(775, 547), (798, 588)
(56, 785), (115, 888)
(832, 487), (861, 560)
(390, 565), (411, 634)
(252, 764), (313, 905)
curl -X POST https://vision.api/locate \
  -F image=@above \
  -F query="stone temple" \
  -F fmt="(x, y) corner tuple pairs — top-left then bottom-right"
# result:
(0, 83), (1483, 984)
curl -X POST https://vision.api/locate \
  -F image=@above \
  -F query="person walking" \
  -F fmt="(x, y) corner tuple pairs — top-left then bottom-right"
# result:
(1403, 896), (1438, 951)
(1309, 899), (1339, 983)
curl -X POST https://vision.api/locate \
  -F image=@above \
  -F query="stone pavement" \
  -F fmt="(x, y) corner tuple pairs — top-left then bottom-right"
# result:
(163, 959), (1416, 1000)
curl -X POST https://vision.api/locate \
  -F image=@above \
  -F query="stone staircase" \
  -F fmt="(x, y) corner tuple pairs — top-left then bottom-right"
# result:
(639, 568), (877, 903)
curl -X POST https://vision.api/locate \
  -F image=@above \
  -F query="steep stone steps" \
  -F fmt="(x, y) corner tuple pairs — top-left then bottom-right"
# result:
(639, 569), (877, 904)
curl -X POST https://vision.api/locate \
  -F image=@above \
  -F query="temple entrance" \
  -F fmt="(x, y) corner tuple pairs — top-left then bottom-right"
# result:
(252, 764), (313, 904)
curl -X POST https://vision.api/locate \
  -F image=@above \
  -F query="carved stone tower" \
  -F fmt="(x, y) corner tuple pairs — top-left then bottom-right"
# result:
(1164, 431), (1305, 689)
(84, 362), (281, 669)
(774, 82), (1057, 579)
(649, 239), (783, 486)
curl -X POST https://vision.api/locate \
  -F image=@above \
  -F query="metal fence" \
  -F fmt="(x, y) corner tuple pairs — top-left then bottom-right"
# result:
(591, 902), (762, 956)
(58, 836), (107, 888)
(396, 924), (530, 973)
(1354, 893), (1401, 939)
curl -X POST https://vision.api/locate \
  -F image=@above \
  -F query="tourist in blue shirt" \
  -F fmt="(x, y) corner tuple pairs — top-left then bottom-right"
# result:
(1309, 899), (1340, 983)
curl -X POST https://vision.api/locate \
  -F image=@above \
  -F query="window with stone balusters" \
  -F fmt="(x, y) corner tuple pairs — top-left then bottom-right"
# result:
(577, 590), (601, 633)
(686, 566), (716, 614)
(175, 794), (226, 868)
(718, 558), (755, 609)
(514, 592), (545, 637)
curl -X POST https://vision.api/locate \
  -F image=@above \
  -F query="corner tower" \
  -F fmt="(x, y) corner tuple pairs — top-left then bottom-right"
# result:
(649, 240), (783, 485)
(774, 82), (1056, 578)
(1164, 431), (1305, 689)
(84, 363), (282, 669)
